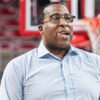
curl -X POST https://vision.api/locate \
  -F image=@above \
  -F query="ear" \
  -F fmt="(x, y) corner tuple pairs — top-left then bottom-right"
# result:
(38, 25), (43, 32)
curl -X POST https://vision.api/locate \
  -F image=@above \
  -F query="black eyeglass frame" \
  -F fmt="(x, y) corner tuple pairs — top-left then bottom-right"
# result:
(42, 13), (76, 24)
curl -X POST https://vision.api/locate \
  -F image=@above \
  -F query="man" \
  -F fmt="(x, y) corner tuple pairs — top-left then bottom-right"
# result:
(0, 2), (100, 100)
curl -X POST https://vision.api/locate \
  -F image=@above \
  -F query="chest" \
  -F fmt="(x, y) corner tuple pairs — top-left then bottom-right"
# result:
(23, 59), (100, 100)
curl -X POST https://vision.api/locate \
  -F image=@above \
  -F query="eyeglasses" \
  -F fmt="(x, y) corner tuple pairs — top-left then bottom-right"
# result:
(42, 13), (75, 24)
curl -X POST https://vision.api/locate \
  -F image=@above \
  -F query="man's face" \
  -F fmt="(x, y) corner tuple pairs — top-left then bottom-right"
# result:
(39, 4), (74, 50)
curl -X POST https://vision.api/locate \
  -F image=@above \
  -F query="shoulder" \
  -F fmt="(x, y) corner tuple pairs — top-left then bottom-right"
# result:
(9, 48), (37, 65)
(73, 46), (100, 65)
(4, 48), (38, 78)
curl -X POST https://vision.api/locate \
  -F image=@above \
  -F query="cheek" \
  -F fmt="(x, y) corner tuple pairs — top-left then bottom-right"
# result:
(43, 24), (58, 36)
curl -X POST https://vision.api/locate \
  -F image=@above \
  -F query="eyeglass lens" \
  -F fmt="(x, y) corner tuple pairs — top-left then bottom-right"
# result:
(50, 13), (75, 23)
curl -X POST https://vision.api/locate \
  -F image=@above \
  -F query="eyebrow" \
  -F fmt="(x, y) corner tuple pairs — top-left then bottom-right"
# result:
(45, 12), (70, 16)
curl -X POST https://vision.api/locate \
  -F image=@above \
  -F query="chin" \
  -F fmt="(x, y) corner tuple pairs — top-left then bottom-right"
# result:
(60, 41), (70, 47)
(59, 44), (70, 50)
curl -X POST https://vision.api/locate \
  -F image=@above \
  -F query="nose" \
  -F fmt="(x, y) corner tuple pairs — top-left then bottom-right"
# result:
(59, 17), (68, 27)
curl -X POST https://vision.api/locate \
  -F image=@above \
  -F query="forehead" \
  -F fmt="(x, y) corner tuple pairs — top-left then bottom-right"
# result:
(44, 4), (69, 15)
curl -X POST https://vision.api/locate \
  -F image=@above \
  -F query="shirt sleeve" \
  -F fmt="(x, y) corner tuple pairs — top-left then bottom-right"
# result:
(0, 60), (23, 100)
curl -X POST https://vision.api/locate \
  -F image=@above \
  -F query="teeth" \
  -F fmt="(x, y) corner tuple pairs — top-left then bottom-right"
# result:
(60, 32), (66, 35)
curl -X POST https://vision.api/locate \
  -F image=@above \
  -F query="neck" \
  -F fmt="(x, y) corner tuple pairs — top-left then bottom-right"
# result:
(47, 46), (70, 59)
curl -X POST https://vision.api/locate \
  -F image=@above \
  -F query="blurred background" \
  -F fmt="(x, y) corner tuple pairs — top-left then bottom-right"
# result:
(0, 0), (100, 82)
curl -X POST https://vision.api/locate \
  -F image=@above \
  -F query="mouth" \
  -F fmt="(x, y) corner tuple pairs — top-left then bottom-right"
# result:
(58, 30), (70, 40)
(59, 31), (70, 35)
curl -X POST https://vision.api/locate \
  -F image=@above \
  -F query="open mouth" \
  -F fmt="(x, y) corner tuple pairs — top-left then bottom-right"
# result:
(59, 31), (70, 35)
(58, 31), (70, 39)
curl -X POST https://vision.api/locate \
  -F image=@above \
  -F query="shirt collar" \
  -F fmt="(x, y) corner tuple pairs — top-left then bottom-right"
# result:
(37, 40), (79, 58)
(37, 40), (50, 58)
(69, 45), (79, 56)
